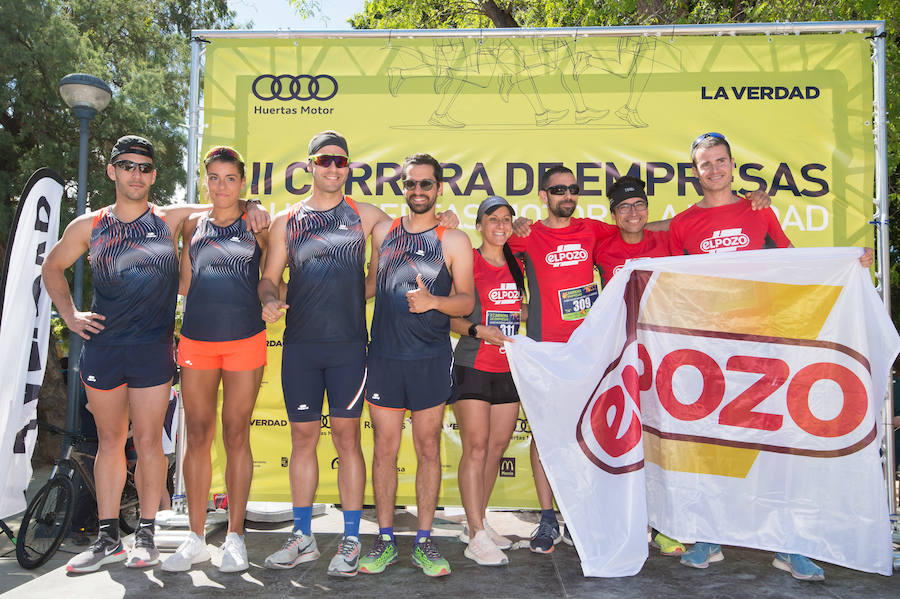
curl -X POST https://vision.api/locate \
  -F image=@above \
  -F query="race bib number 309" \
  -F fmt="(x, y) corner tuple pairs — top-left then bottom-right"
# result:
(559, 282), (599, 321)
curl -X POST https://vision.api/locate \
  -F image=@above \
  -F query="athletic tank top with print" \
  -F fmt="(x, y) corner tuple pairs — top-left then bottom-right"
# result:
(369, 219), (452, 360)
(88, 205), (178, 345)
(181, 213), (265, 342)
(454, 249), (522, 373)
(284, 196), (367, 344)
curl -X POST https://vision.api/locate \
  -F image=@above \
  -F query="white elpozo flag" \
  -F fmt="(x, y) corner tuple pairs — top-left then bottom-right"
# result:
(0, 168), (63, 519)
(506, 248), (898, 577)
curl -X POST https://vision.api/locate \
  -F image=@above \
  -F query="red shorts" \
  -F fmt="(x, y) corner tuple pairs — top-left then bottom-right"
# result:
(177, 331), (267, 371)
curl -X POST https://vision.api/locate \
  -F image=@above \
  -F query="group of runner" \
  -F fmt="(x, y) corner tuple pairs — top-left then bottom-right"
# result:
(42, 130), (872, 581)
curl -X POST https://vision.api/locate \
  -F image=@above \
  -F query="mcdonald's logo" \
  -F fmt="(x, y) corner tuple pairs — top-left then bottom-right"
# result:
(499, 457), (516, 477)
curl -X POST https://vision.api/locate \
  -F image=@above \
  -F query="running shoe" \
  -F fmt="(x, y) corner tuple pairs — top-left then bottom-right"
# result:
(411, 537), (451, 577)
(327, 535), (361, 577)
(561, 525), (574, 546)
(66, 531), (126, 573)
(651, 532), (685, 556)
(126, 527), (160, 568)
(485, 523), (512, 550)
(219, 532), (249, 573)
(464, 529), (508, 566)
(529, 520), (561, 554)
(358, 534), (398, 574)
(680, 542), (724, 569)
(772, 553), (825, 581)
(264, 531), (319, 569)
(161, 531), (210, 572)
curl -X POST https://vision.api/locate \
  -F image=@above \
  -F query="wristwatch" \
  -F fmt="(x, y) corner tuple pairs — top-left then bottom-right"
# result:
(468, 323), (478, 338)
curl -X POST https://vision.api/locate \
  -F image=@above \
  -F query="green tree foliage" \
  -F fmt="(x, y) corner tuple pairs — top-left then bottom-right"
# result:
(0, 0), (235, 251)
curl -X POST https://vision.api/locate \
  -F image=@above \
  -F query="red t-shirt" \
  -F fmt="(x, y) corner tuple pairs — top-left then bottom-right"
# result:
(508, 218), (617, 342)
(668, 198), (791, 256)
(453, 249), (523, 372)
(594, 229), (670, 286)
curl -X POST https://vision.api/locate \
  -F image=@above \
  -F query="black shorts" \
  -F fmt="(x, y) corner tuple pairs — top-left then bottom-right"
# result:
(80, 341), (175, 391)
(452, 365), (520, 405)
(281, 341), (367, 423)
(366, 353), (456, 412)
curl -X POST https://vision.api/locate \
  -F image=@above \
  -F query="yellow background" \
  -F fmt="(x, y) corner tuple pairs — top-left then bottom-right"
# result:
(204, 31), (875, 505)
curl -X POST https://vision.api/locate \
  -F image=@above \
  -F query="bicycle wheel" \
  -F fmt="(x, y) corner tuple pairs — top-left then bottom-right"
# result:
(118, 476), (140, 534)
(16, 476), (75, 569)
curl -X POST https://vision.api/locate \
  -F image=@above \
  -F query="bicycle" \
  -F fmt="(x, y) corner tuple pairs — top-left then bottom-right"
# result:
(15, 421), (139, 569)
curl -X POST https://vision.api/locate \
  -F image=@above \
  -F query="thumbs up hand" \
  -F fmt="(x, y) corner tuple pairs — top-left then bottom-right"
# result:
(406, 274), (435, 313)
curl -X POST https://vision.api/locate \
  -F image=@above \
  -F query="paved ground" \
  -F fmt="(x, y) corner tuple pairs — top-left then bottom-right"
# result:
(1, 468), (897, 598)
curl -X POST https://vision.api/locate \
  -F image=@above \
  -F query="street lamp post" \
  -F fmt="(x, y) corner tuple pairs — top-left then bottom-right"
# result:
(58, 73), (112, 445)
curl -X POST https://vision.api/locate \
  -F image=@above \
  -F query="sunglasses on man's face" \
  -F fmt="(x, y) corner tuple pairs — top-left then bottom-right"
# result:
(402, 179), (436, 191)
(545, 184), (580, 196)
(113, 160), (154, 174)
(308, 154), (349, 168)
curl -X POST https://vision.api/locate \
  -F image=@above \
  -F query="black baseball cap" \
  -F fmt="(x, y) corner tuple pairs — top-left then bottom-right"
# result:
(308, 130), (348, 156)
(110, 135), (154, 162)
(608, 176), (648, 211)
(476, 196), (515, 223)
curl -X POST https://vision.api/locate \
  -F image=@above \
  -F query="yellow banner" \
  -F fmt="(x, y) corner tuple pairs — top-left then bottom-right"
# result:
(203, 31), (875, 506)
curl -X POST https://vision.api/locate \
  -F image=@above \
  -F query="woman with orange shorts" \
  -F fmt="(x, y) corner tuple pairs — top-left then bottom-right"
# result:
(162, 147), (267, 573)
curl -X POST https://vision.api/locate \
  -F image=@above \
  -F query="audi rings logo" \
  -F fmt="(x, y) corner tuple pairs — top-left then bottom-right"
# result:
(252, 74), (338, 101)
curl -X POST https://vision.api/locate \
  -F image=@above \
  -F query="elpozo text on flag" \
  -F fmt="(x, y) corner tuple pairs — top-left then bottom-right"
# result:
(506, 247), (898, 577)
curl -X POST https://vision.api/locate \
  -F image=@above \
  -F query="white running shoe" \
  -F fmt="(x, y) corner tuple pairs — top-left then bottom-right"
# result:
(162, 532), (210, 572)
(484, 523), (512, 550)
(464, 529), (508, 566)
(264, 531), (319, 569)
(126, 527), (160, 568)
(219, 532), (249, 573)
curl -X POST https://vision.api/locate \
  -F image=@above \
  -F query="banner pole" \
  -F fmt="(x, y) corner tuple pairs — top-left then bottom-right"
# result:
(871, 23), (896, 513)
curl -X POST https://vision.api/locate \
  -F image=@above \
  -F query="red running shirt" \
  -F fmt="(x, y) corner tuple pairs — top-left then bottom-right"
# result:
(668, 198), (791, 256)
(594, 229), (671, 286)
(453, 249), (523, 373)
(508, 218), (616, 342)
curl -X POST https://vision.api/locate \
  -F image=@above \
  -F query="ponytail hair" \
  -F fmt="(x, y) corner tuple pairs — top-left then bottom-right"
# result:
(502, 242), (526, 304)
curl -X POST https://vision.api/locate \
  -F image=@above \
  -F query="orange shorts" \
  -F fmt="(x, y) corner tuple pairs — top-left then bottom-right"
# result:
(177, 331), (267, 371)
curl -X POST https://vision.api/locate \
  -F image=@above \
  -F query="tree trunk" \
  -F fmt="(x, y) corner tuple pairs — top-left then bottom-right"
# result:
(478, 0), (519, 28)
(34, 331), (68, 465)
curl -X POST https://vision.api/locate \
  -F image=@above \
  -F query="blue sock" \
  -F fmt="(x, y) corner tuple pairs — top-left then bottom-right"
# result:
(540, 509), (558, 525)
(415, 529), (431, 544)
(379, 527), (395, 543)
(343, 509), (362, 539)
(292, 506), (312, 536)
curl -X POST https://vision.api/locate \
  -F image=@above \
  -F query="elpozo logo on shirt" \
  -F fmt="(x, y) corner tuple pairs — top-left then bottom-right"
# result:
(488, 282), (520, 304)
(545, 243), (588, 267)
(575, 270), (877, 477)
(700, 228), (750, 253)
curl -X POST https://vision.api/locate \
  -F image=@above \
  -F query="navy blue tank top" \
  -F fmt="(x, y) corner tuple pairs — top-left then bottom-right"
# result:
(284, 197), (367, 344)
(88, 205), (178, 345)
(369, 219), (452, 360)
(180, 212), (265, 342)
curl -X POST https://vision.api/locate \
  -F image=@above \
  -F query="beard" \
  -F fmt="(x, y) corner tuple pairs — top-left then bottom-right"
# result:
(406, 194), (436, 214)
(549, 199), (577, 218)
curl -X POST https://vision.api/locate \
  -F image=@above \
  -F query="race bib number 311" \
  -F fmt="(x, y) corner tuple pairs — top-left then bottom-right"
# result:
(486, 310), (521, 336)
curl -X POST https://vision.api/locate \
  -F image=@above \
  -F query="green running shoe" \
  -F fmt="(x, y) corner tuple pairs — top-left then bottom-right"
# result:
(359, 534), (397, 574)
(411, 537), (450, 577)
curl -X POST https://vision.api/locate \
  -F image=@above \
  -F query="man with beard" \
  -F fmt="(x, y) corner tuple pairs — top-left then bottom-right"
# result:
(359, 153), (474, 577)
(506, 165), (619, 552)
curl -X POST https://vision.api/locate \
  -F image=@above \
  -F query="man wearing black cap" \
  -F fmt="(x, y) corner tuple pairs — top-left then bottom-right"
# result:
(594, 176), (670, 286)
(43, 134), (269, 573)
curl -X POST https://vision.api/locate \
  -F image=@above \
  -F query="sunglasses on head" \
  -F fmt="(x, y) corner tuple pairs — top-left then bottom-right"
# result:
(113, 160), (154, 174)
(545, 184), (580, 196)
(402, 178), (436, 191)
(690, 132), (728, 151)
(309, 154), (349, 168)
(205, 146), (242, 161)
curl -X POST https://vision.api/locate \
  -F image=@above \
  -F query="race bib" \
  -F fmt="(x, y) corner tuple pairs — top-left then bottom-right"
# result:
(486, 310), (521, 336)
(558, 282), (599, 321)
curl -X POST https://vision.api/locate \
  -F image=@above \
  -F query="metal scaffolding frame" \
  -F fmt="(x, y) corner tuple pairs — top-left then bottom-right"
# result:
(185, 21), (895, 514)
